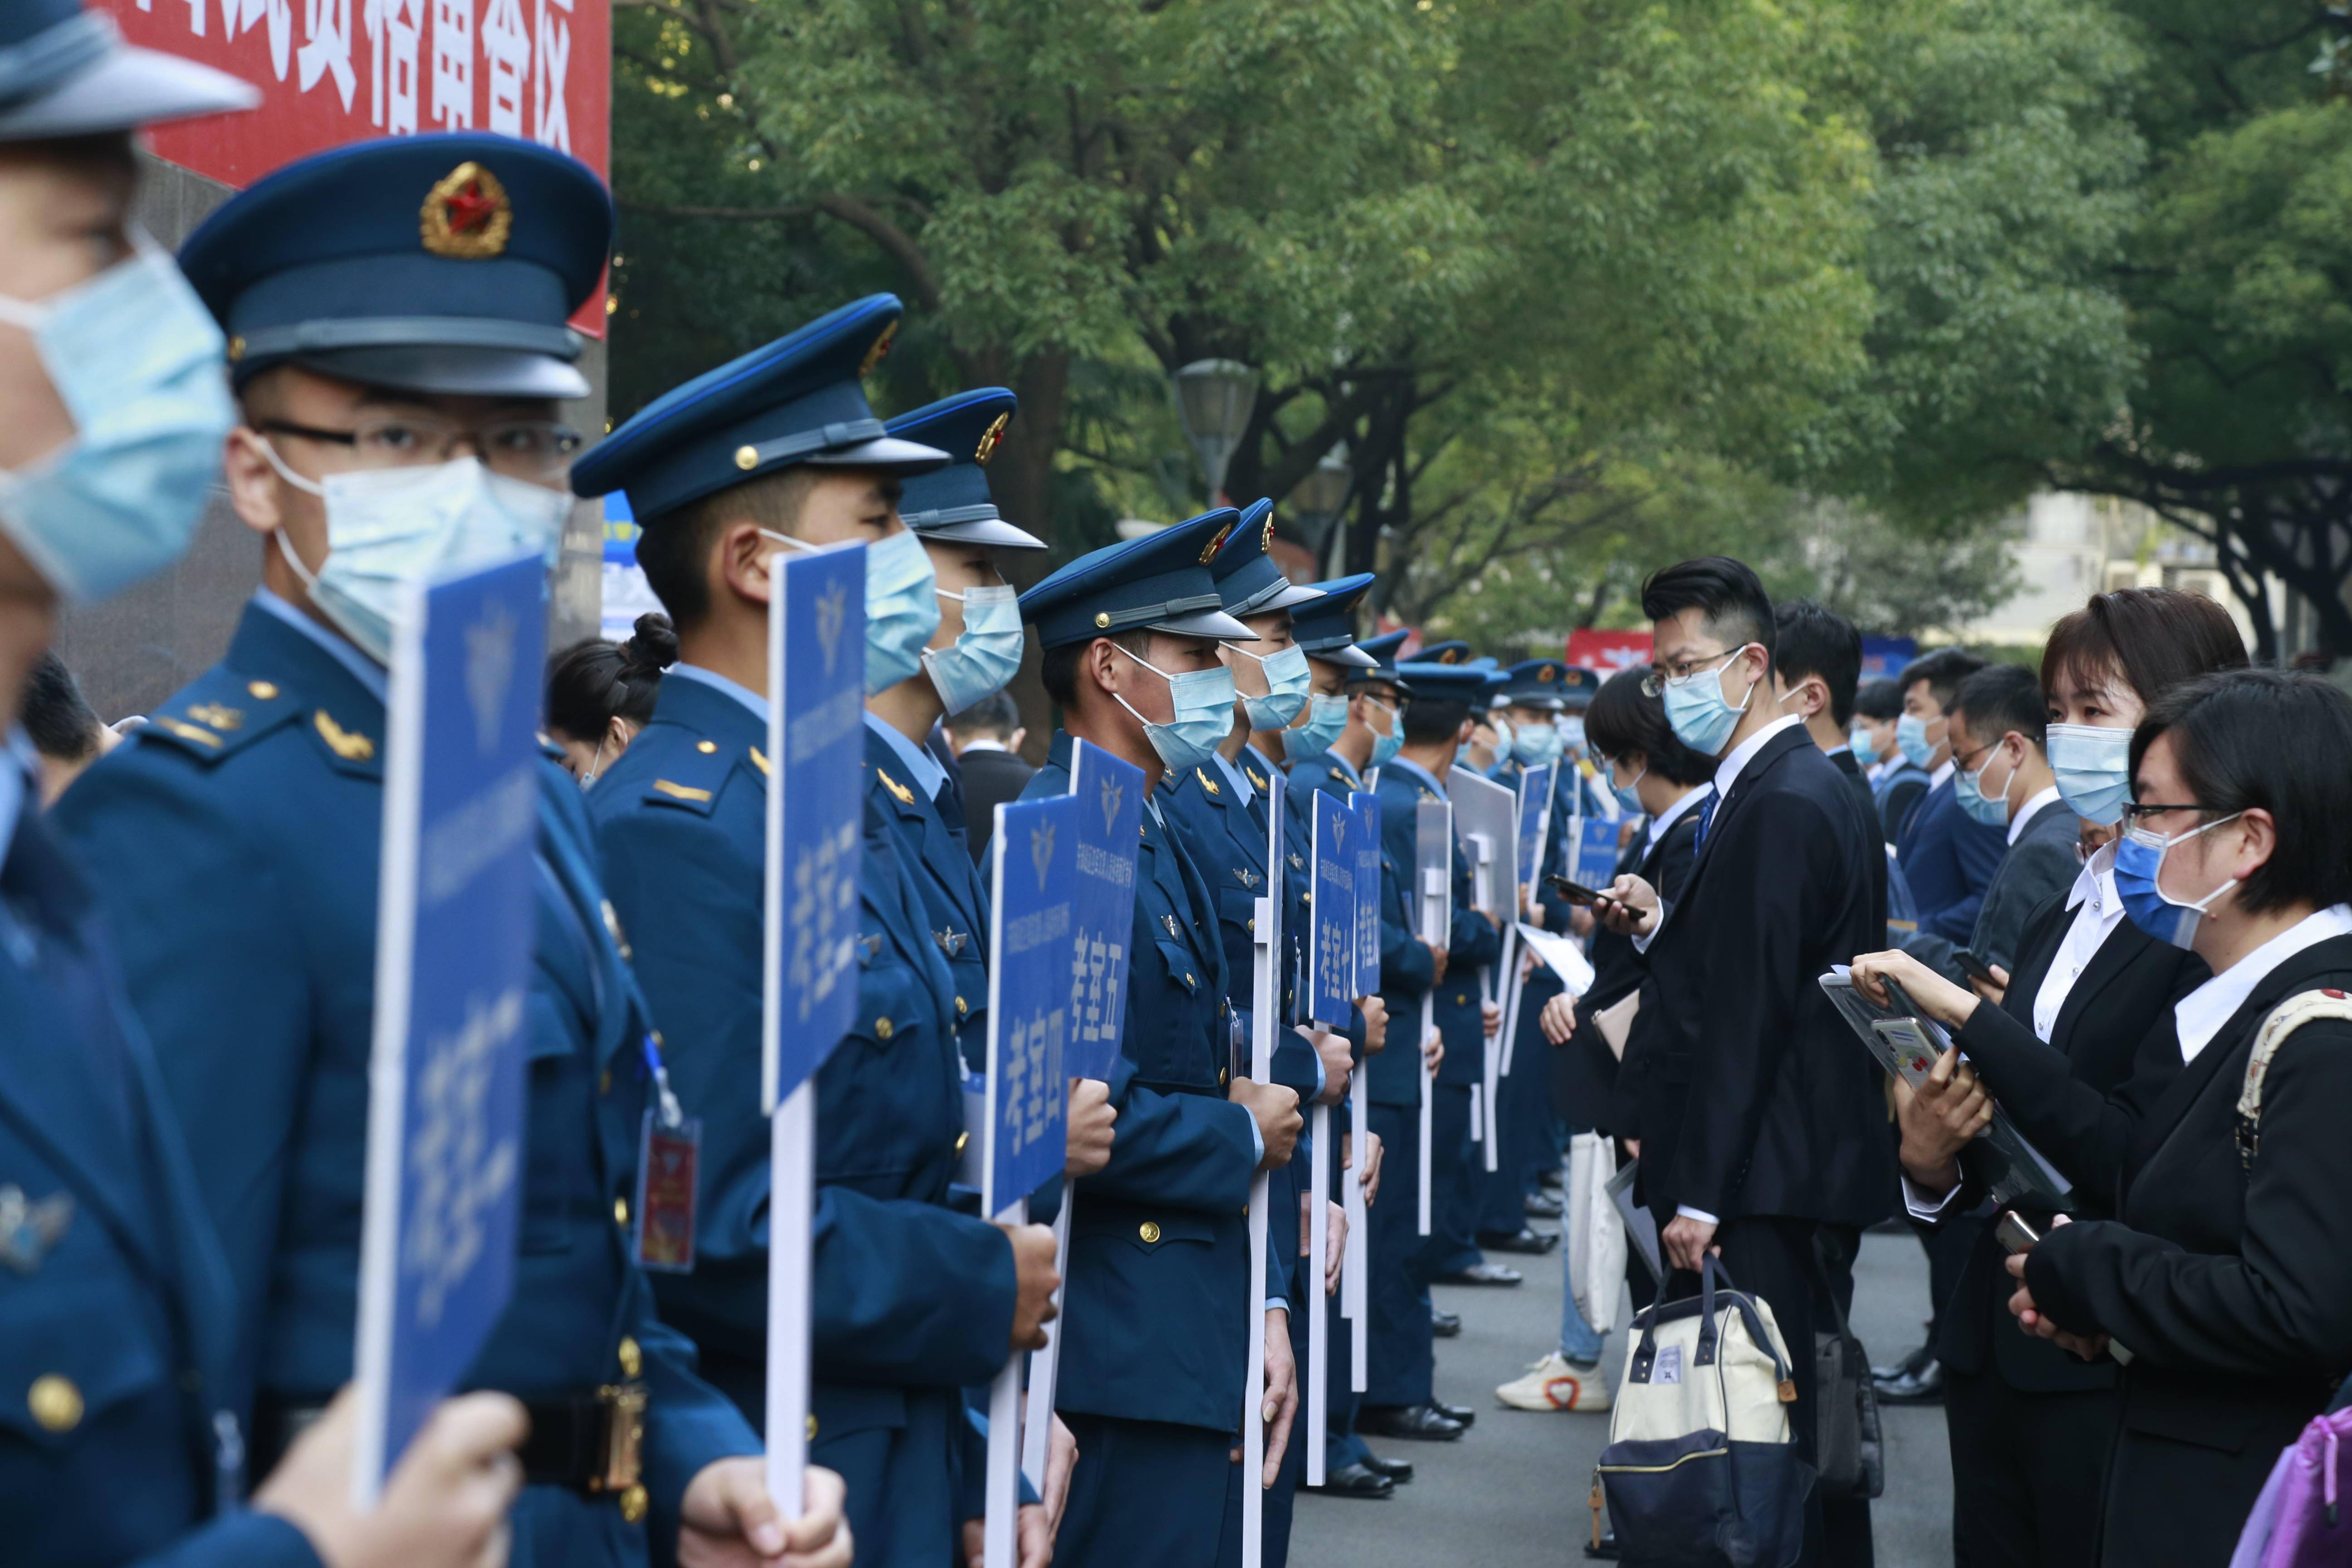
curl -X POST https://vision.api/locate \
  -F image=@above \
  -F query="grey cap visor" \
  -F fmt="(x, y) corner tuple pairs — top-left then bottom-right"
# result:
(1306, 643), (1379, 670)
(0, 35), (256, 140)
(1145, 605), (1256, 641)
(284, 344), (590, 401)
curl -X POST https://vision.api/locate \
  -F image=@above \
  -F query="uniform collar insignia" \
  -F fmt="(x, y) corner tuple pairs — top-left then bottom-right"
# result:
(0, 1186), (72, 1275)
(878, 767), (916, 806)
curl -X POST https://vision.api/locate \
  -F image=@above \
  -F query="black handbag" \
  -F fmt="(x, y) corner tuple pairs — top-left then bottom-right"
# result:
(1811, 1233), (1883, 1501)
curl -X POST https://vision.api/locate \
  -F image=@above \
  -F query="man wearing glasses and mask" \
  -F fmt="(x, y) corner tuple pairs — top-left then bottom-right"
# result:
(55, 133), (848, 1568)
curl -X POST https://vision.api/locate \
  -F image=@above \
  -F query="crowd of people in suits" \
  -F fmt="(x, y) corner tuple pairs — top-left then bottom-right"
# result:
(7, 7), (2352, 1568)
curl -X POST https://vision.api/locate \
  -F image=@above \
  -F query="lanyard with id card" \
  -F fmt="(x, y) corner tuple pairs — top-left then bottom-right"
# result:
(632, 1033), (701, 1273)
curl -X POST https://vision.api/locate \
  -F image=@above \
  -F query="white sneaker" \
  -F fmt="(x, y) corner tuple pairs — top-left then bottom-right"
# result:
(1495, 1352), (1612, 1412)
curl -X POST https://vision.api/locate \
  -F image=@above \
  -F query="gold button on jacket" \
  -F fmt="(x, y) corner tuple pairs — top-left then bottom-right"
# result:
(1138, 1221), (1161, 1244)
(28, 1374), (81, 1432)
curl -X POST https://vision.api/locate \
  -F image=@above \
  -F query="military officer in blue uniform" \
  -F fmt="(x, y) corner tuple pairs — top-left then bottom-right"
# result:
(1285, 627), (1409, 827)
(52, 134), (862, 1568)
(0, 23), (579, 1567)
(569, 299), (1062, 1568)
(1017, 512), (1304, 1568)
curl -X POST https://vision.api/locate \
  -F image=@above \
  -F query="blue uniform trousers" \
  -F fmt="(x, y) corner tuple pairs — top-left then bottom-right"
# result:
(1057, 1414), (1231, 1568)
(1420, 1082), (1482, 1279)
(1363, 1102), (1431, 1408)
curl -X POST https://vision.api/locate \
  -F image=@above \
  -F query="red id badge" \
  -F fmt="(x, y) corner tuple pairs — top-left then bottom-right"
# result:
(634, 1111), (701, 1274)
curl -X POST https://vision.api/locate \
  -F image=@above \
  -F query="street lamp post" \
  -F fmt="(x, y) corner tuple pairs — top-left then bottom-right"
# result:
(1287, 451), (1355, 577)
(1172, 359), (1259, 505)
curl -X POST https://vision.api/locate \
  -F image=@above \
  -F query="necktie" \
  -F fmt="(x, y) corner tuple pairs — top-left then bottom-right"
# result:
(1693, 785), (1721, 850)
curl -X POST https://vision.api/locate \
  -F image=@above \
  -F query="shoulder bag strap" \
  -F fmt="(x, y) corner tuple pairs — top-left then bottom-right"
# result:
(2238, 989), (2352, 1171)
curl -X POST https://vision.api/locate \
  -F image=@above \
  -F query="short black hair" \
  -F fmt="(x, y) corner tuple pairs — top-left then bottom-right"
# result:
(2130, 669), (2352, 916)
(1039, 631), (1153, 709)
(544, 614), (676, 745)
(1583, 668), (1715, 786)
(1949, 663), (2045, 753)
(947, 690), (1021, 740)
(1772, 599), (1862, 726)
(1896, 647), (1985, 714)
(1640, 556), (1775, 671)
(634, 468), (821, 632)
(1401, 697), (1470, 746)
(1854, 678), (1903, 722)
(2042, 588), (2248, 712)
(23, 651), (101, 764)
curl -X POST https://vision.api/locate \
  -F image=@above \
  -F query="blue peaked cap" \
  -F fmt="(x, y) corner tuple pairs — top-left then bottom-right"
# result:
(1211, 499), (1323, 617)
(1020, 510), (1254, 648)
(1351, 629), (1414, 694)
(180, 133), (611, 399)
(1495, 658), (1597, 710)
(1394, 660), (1492, 705)
(571, 294), (949, 514)
(0, 0), (255, 140)
(1290, 573), (1376, 669)
(885, 388), (1043, 549)
(1414, 639), (1476, 667)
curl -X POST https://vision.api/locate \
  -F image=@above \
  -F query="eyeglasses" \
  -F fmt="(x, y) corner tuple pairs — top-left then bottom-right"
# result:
(1952, 739), (1998, 772)
(2123, 801), (2207, 823)
(260, 414), (583, 483)
(1642, 646), (1747, 698)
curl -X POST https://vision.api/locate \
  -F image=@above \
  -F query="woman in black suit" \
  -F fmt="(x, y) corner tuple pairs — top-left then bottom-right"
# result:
(1872, 590), (2245, 1564)
(1855, 669), (2352, 1567)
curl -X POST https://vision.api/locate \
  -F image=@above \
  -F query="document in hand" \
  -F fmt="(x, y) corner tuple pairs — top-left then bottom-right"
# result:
(1817, 967), (2076, 1212)
(1515, 921), (1597, 996)
(1604, 1158), (1662, 1283)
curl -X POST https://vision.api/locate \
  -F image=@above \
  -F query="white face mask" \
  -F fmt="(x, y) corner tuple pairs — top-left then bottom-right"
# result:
(265, 447), (568, 663)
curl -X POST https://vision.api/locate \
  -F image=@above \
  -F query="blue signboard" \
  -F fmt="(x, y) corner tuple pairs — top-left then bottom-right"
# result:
(765, 543), (867, 1110)
(354, 553), (545, 1499)
(1065, 740), (1143, 1081)
(1575, 814), (1621, 891)
(1311, 790), (1357, 1025)
(1351, 792), (1382, 990)
(1860, 635), (1918, 681)
(1515, 764), (1554, 888)
(987, 794), (1081, 1215)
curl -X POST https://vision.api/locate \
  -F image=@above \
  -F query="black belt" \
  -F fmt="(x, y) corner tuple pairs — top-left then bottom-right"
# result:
(254, 1382), (649, 1506)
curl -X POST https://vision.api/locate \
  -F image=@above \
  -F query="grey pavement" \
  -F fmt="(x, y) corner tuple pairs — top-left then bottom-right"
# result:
(1292, 1224), (1953, 1568)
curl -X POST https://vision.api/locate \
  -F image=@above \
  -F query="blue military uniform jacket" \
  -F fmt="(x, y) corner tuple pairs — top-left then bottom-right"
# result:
(1372, 759), (1498, 1100)
(863, 719), (991, 1074)
(1, 794), (320, 1568)
(1021, 734), (1261, 1433)
(1292, 750), (1431, 1108)
(55, 602), (757, 1566)
(586, 671), (1017, 1565)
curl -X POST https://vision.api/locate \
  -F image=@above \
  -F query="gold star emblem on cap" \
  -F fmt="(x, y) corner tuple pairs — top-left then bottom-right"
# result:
(419, 161), (512, 260)
(1199, 521), (1235, 564)
(860, 321), (898, 377)
(975, 412), (1010, 467)
(1539, 665), (1556, 682)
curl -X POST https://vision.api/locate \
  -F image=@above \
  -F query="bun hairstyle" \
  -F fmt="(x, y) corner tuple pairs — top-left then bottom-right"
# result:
(545, 612), (676, 745)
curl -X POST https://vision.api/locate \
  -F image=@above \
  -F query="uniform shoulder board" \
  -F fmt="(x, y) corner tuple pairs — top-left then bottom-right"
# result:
(641, 732), (735, 815)
(138, 669), (302, 766)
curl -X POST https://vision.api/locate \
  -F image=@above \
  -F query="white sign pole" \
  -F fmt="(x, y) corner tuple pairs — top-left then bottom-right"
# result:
(761, 572), (810, 1521)
(1347, 1083), (1368, 1391)
(984, 1194), (1027, 1568)
(1244, 882), (1277, 1568)
(1306, 1097), (1329, 1487)
(1020, 1207), (1069, 1492)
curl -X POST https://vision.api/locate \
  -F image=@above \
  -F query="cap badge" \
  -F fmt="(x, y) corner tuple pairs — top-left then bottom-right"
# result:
(1539, 665), (1556, 682)
(1200, 521), (1235, 564)
(420, 162), (513, 260)
(975, 412), (1010, 467)
(860, 321), (898, 377)
(1439, 648), (1461, 664)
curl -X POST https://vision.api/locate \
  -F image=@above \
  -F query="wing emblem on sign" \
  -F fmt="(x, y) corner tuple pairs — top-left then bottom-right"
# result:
(1099, 773), (1123, 834)
(815, 578), (848, 676)
(1032, 820), (1057, 890)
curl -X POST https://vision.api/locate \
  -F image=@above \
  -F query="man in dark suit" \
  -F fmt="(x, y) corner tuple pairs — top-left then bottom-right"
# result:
(946, 688), (1035, 862)
(1894, 648), (2008, 941)
(1601, 557), (1893, 1566)
(1904, 665), (2079, 983)
(1769, 599), (1877, 833)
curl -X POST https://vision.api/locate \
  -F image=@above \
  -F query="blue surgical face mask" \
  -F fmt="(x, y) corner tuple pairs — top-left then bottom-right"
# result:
(922, 582), (1023, 715)
(0, 239), (236, 603)
(1608, 756), (1646, 816)
(2114, 812), (2244, 950)
(1849, 721), (1877, 759)
(767, 525), (940, 693)
(1364, 696), (1402, 769)
(2047, 722), (2133, 826)
(1285, 691), (1348, 761)
(1235, 642), (1311, 731)
(269, 449), (569, 663)
(1895, 711), (1940, 768)
(1559, 715), (1586, 757)
(1954, 744), (2014, 827)
(1513, 722), (1565, 768)
(1661, 645), (1757, 757)
(1112, 644), (1236, 775)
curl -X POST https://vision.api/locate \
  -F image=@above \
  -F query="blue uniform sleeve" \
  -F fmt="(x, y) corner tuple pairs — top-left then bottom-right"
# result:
(134, 1511), (322, 1568)
(1080, 1057), (1259, 1213)
(1926, 818), (2007, 941)
(631, 1277), (761, 1552)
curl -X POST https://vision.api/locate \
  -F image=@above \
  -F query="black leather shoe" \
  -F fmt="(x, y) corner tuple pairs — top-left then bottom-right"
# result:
(1361, 1452), (1415, 1483)
(1356, 1404), (1466, 1441)
(1309, 1462), (1393, 1498)
(1539, 1166), (1565, 1191)
(1431, 1309), (1462, 1338)
(1584, 1528), (1622, 1559)
(1434, 1400), (1477, 1428)
(1436, 1261), (1524, 1286)
(1869, 1340), (1932, 1384)
(1524, 1190), (1563, 1218)
(1477, 1227), (1560, 1255)
(1873, 1357), (1945, 1405)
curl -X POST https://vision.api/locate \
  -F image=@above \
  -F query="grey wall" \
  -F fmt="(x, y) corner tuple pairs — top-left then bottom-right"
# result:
(56, 153), (609, 722)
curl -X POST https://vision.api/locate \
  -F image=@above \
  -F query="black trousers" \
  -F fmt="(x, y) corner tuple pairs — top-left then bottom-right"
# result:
(1945, 1365), (2118, 1568)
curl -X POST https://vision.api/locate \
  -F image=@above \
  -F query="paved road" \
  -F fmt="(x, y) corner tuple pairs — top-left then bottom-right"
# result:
(1292, 1224), (1953, 1568)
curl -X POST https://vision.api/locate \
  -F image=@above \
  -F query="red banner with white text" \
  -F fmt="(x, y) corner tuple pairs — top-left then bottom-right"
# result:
(96, 0), (609, 334)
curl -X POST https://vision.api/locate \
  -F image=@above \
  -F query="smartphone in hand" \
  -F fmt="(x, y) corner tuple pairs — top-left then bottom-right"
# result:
(1544, 874), (1609, 907)
(1953, 948), (1999, 988)
(1994, 1210), (2042, 1254)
